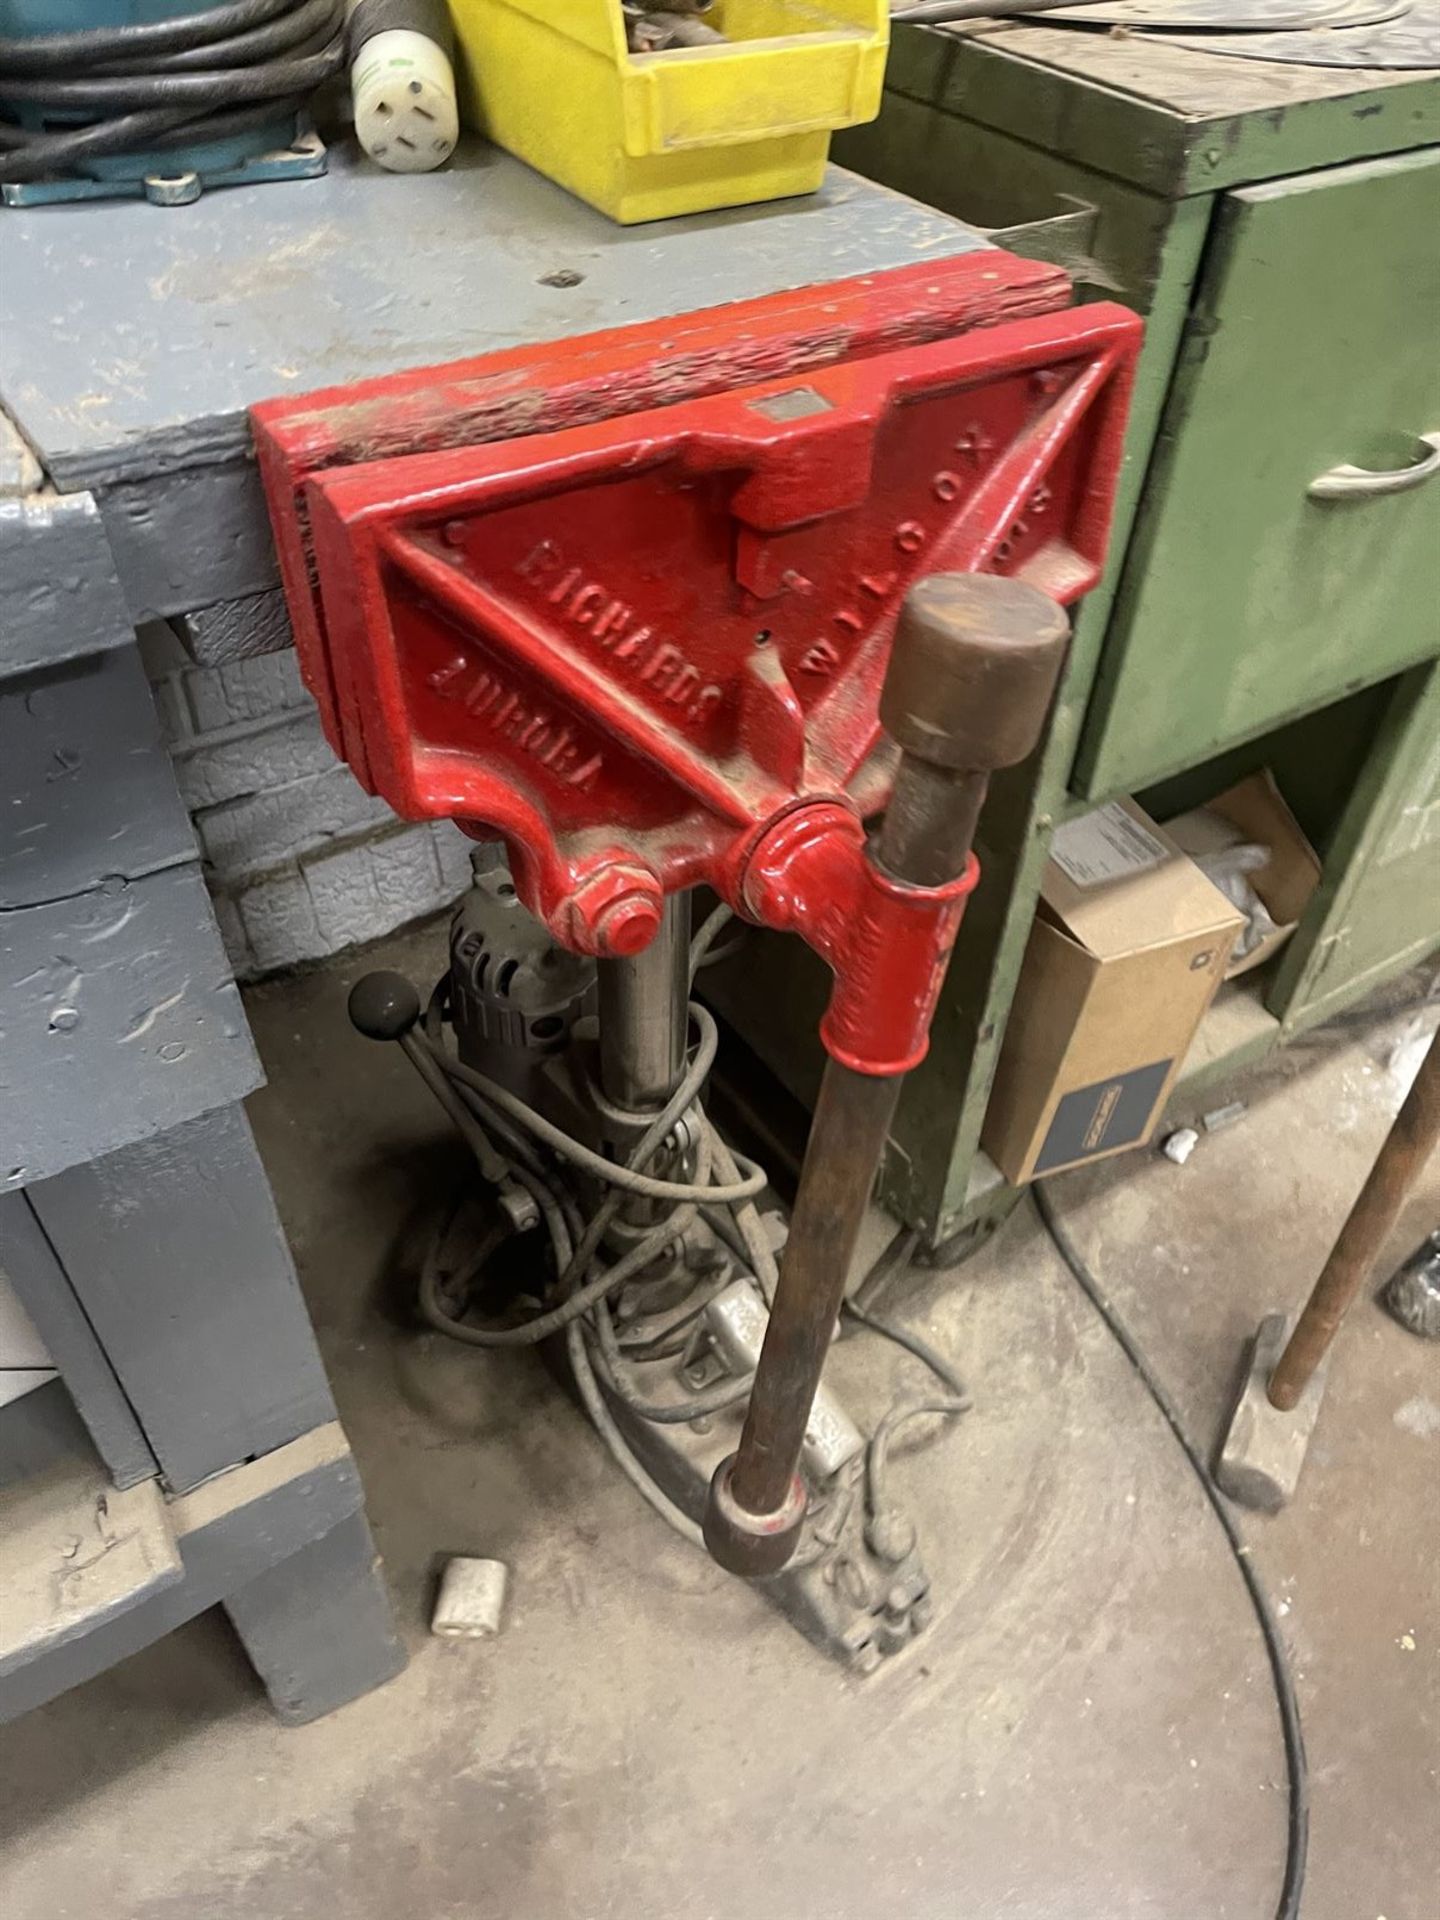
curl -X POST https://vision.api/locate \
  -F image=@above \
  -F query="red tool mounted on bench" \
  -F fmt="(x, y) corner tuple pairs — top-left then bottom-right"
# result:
(255, 250), (1138, 1582)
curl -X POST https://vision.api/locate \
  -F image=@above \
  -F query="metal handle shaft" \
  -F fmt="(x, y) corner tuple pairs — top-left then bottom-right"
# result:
(703, 574), (1069, 1577)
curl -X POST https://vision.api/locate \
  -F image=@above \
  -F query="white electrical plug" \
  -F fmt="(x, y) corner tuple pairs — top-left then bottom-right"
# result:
(348, 4), (459, 174)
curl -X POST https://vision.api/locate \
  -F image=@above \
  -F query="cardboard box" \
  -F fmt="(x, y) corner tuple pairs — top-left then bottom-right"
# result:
(982, 799), (1244, 1184)
(1164, 771), (1322, 978)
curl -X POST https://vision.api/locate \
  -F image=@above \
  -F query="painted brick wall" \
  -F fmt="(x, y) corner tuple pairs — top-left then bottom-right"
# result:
(139, 625), (473, 980)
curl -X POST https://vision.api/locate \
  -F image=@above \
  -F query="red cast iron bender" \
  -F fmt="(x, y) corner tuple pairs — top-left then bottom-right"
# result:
(254, 255), (1139, 1078)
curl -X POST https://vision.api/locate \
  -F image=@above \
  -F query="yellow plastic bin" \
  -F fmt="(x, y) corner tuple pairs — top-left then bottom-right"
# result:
(448, 0), (889, 225)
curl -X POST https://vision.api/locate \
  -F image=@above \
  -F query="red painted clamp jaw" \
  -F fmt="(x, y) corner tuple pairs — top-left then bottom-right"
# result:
(742, 803), (977, 1076)
(252, 255), (1139, 1076)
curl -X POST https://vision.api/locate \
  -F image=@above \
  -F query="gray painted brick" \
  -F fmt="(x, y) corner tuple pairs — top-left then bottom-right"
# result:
(304, 826), (444, 949)
(372, 827), (451, 915)
(195, 764), (394, 880)
(435, 822), (480, 894)
(170, 709), (337, 811)
(143, 640), (472, 980)
(223, 824), (466, 979)
(235, 867), (325, 976)
(183, 650), (307, 735)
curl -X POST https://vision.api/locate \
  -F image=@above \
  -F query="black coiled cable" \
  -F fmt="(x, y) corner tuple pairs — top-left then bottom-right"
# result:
(0, 0), (345, 185)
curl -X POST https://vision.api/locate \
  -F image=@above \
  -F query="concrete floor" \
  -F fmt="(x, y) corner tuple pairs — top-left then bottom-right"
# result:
(1, 923), (1436, 1920)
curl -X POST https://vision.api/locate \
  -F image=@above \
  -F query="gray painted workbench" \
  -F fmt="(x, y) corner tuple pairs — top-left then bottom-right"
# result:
(0, 144), (987, 1722)
(1, 141), (979, 621)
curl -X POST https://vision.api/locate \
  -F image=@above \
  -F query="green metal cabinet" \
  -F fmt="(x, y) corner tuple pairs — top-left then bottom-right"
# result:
(705, 27), (1440, 1247)
(1274, 661), (1440, 1028)
(1080, 149), (1440, 798)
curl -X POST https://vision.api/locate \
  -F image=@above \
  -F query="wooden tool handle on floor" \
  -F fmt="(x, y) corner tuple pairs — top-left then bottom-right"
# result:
(1269, 1024), (1440, 1411)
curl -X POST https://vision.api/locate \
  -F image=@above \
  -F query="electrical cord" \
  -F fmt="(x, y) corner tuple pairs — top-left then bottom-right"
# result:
(843, 1293), (970, 1402)
(0, 0), (343, 184)
(891, 0), (1096, 21)
(840, 1224), (972, 1402)
(418, 1195), (695, 1349)
(864, 1393), (971, 1551)
(688, 901), (737, 979)
(435, 1033), (768, 1206)
(402, 920), (966, 1556)
(837, 1227), (974, 1551)
(0, 0), (311, 68)
(853, 1225), (923, 1315)
(400, 1031), (512, 1186)
(566, 1317), (705, 1548)
(611, 1276), (734, 1358)
(394, 927), (781, 1546)
(1032, 1182), (1308, 1920)
(102, 0), (339, 72)
(400, 1005), (708, 1545)
(0, 38), (338, 110)
(588, 1297), (756, 1423)
(688, 899), (752, 980)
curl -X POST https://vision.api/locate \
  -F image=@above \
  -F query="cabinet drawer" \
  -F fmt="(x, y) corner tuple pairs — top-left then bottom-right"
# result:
(1275, 663), (1440, 1028)
(1077, 148), (1440, 799)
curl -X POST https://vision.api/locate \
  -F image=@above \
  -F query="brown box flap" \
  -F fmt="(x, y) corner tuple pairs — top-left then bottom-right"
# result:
(1165, 770), (1323, 978)
(1042, 798), (1243, 960)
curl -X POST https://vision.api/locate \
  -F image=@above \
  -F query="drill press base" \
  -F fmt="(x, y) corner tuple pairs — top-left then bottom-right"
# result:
(608, 1358), (937, 1676)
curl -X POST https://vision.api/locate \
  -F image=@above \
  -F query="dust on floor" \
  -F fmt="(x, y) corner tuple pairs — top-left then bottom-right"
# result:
(0, 924), (1434, 1920)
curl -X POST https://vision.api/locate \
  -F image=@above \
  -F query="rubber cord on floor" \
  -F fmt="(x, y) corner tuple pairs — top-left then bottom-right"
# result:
(1032, 1182), (1308, 1920)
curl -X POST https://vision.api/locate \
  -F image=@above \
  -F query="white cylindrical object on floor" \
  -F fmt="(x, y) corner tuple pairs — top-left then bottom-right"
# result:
(431, 1557), (509, 1638)
(351, 28), (458, 174)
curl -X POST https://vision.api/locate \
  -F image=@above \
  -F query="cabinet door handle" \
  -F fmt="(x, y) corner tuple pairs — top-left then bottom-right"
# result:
(1309, 431), (1440, 501)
